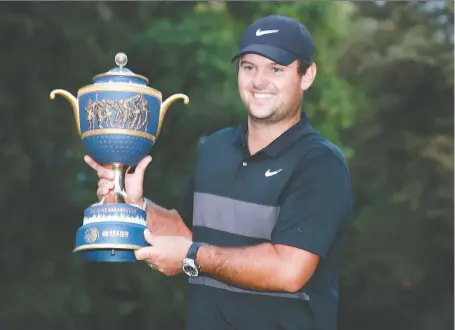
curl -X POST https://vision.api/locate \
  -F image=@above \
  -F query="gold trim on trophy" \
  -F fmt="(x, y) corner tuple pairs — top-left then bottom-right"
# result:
(50, 89), (81, 136)
(92, 72), (150, 84)
(81, 129), (156, 142)
(157, 93), (189, 138)
(78, 83), (162, 99)
(73, 243), (144, 252)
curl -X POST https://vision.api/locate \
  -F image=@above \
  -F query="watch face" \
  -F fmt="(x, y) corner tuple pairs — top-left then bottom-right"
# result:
(182, 258), (199, 277)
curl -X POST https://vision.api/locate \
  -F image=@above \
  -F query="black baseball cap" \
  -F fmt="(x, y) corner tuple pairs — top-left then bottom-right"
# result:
(232, 15), (314, 66)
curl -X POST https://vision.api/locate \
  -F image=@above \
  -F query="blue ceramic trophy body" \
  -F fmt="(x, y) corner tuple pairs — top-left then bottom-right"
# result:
(50, 53), (189, 262)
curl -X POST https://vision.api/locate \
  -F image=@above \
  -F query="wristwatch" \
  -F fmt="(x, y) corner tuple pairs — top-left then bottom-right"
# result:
(181, 242), (202, 277)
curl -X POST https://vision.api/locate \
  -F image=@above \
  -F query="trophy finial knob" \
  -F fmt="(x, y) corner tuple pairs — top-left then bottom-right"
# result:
(115, 52), (128, 68)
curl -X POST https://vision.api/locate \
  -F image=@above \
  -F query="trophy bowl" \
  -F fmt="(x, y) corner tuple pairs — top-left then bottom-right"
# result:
(50, 52), (189, 262)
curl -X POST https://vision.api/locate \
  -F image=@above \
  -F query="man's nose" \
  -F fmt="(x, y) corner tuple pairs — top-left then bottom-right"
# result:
(252, 70), (269, 89)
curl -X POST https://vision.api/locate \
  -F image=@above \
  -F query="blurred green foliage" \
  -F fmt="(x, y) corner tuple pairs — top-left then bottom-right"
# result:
(0, 1), (452, 330)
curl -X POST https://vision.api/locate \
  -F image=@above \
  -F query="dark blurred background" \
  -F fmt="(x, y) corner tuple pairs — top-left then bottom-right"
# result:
(0, 1), (453, 330)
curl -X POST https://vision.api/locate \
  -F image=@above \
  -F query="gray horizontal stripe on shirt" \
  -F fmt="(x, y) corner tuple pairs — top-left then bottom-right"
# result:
(193, 192), (280, 240)
(189, 276), (310, 300)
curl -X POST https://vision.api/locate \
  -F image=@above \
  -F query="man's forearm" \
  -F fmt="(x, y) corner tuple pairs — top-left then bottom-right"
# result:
(196, 243), (301, 293)
(144, 198), (192, 239)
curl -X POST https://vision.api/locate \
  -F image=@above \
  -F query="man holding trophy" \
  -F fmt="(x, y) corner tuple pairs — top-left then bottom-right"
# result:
(82, 15), (352, 330)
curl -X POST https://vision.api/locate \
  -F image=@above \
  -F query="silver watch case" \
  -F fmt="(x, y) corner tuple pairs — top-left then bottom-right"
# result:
(182, 258), (200, 277)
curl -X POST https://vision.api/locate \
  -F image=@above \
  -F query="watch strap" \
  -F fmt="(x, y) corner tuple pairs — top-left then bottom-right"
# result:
(186, 242), (202, 261)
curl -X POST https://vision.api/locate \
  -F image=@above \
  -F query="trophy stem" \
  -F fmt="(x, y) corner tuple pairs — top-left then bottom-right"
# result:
(105, 163), (127, 203)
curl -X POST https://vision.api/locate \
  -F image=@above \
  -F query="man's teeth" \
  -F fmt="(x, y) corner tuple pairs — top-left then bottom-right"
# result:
(253, 93), (273, 99)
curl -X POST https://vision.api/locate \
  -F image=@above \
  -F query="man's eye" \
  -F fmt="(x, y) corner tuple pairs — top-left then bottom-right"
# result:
(243, 65), (254, 71)
(272, 67), (283, 73)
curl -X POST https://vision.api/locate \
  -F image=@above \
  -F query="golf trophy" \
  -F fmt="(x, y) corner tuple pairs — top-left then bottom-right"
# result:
(50, 52), (189, 262)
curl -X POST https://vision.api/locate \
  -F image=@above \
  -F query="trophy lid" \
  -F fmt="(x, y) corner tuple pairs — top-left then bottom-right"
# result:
(92, 52), (149, 85)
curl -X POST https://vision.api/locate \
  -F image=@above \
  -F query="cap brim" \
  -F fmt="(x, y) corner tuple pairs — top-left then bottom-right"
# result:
(231, 44), (298, 66)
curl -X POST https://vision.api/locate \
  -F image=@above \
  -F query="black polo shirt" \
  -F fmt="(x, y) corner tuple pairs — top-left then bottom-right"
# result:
(177, 113), (352, 330)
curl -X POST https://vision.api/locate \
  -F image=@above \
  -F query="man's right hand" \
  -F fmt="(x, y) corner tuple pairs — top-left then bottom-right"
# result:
(84, 155), (153, 205)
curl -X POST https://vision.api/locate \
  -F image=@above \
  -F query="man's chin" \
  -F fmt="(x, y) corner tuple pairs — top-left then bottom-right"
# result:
(247, 109), (277, 123)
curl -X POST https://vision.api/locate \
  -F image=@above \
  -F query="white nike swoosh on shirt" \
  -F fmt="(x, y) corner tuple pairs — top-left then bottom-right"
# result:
(265, 169), (282, 177)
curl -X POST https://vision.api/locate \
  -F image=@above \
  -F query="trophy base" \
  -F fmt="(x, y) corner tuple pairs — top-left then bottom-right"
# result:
(78, 248), (140, 262)
(73, 203), (149, 263)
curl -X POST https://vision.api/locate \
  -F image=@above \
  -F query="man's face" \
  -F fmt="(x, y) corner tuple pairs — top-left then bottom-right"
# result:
(237, 53), (314, 124)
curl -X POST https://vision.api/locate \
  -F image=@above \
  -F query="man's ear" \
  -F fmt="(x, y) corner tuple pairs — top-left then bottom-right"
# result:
(301, 63), (317, 91)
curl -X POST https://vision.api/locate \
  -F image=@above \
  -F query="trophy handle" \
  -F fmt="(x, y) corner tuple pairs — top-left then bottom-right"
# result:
(157, 93), (189, 138)
(50, 89), (81, 136)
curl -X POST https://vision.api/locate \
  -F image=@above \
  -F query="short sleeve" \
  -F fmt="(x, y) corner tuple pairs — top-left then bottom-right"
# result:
(176, 174), (194, 230)
(271, 147), (352, 259)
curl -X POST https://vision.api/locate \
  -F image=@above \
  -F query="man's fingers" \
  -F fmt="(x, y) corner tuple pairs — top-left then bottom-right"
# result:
(98, 179), (115, 190)
(144, 229), (154, 245)
(84, 155), (115, 180)
(96, 178), (115, 202)
(97, 187), (109, 197)
(135, 156), (152, 175)
(97, 187), (114, 198)
(97, 187), (115, 201)
(84, 155), (102, 172)
(134, 246), (155, 261)
(97, 168), (115, 180)
(135, 231), (156, 260)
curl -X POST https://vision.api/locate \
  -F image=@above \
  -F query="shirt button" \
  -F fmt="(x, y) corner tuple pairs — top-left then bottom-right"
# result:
(242, 161), (247, 166)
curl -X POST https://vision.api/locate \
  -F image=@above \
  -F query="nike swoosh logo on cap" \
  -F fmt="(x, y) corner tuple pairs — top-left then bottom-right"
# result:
(256, 29), (279, 36)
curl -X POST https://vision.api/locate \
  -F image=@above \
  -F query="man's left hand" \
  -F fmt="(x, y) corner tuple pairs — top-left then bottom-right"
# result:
(134, 229), (192, 276)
